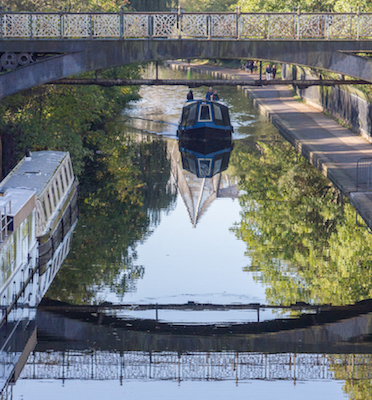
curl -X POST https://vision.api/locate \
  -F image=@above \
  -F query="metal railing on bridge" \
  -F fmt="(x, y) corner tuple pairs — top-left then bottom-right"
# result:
(2, 7), (372, 40)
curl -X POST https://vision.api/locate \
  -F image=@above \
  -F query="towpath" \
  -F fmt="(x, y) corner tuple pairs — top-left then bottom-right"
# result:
(165, 61), (372, 229)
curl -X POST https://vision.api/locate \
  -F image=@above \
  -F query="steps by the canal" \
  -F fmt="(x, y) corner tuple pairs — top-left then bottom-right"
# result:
(165, 61), (372, 230)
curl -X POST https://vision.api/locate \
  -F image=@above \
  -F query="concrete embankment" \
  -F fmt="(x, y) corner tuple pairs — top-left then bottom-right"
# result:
(165, 61), (372, 229)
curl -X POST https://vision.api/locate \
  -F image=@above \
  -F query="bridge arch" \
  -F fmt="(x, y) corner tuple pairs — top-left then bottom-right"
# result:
(2, 39), (372, 98)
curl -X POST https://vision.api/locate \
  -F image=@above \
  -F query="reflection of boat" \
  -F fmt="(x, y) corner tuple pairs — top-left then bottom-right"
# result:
(179, 135), (234, 178)
(177, 99), (233, 140)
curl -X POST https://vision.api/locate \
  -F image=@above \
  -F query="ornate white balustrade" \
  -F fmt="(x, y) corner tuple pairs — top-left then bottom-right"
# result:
(1, 10), (372, 40)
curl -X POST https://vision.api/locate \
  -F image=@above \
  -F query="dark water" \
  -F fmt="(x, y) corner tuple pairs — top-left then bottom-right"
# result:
(12, 65), (372, 400)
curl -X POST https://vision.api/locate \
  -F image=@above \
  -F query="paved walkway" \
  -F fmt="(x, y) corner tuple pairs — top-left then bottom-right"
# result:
(166, 61), (372, 228)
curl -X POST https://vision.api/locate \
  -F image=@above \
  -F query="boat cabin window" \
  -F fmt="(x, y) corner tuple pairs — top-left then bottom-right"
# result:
(68, 160), (73, 178)
(42, 199), (47, 218)
(180, 103), (198, 127)
(198, 104), (212, 122)
(181, 152), (197, 175)
(213, 153), (230, 175)
(59, 172), (65, 192)
(187, 104), (197, 126)
(213, 104), (231, 126)
(47, 193), (53, 214)
(64, 166), (70, 184)
(55, 180), (61, 201)
(198, 159), (212, 176)
(51, 186), (57, 208)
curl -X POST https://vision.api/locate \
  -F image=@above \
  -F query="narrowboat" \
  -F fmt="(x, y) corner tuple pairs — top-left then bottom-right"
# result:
(177, 99), (233, 140)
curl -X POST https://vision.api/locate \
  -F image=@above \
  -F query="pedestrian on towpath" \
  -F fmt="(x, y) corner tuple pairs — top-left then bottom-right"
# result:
(266, 65), (271, 81)
(271, 65), (277, 79)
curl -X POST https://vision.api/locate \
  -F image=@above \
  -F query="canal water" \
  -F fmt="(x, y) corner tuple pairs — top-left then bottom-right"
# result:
(12, 66), (372, 399)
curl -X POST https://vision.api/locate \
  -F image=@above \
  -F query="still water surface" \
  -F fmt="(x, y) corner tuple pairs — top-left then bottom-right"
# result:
(13, 66), (372, 400)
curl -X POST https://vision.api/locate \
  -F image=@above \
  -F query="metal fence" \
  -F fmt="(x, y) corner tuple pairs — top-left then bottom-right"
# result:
(356, 157), (372, 191)
(2, 8), (372, 40)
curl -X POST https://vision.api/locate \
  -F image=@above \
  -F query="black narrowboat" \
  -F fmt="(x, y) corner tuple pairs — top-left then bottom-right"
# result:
(177, 99), (233, 140)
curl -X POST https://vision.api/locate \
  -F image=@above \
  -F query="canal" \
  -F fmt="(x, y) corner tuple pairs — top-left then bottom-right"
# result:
(11, 65), (372, 399)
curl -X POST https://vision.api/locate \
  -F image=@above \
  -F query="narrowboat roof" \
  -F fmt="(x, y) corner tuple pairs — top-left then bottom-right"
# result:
(0, 151), (69, 197)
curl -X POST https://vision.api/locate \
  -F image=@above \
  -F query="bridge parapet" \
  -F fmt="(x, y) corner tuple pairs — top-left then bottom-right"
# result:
(2, 9), (372, 40)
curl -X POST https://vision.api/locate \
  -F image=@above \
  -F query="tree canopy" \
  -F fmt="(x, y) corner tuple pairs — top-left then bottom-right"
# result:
(230, 130), (372, 307)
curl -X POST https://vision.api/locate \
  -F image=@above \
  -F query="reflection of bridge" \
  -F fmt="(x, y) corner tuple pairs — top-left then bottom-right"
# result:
(21, 350), (371, 383)
(16, 301), (372, 383)
(4, 10), (372, 97)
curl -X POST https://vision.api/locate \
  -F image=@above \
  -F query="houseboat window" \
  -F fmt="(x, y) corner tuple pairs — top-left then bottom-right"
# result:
(187, 104), (197, 126)
(64, 166), (70, 184)
(213, 158), (223, 175)
(68, 160), (73, 179)
(28, 213), (33, 240)
(181, 103), (198, 127)
(221, 106), (231, 126)
(47, 193), (53, 213)
(11, 238), (16, 267)
(22, 220), (28, 239)
(198, 159), (212, 176)
(181, 153), (197, 175)
(55, 179), (61, 201)
(59, 172), (65, 192)
(51, 186), (57, 208)
(42, 199), (47, 218)
(213, 104), (230, 126)
(213, 104), (223, 125)
(180, 106), (190, 127)
(198, 104), (212, 121)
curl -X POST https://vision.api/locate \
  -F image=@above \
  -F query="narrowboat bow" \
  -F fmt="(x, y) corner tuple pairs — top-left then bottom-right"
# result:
(177, 99), (233, 140)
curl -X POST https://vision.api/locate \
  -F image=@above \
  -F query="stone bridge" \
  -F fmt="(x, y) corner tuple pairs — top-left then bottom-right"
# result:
(3, 10), (372, 97)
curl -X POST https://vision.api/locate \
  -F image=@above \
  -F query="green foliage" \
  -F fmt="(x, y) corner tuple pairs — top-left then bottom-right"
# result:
(179, 0), (236, 12)
(10, 0), (131, 12)
(236, 0), (372, 12)
(48, 133), (176, 304)
(0, 65), (141, 175)
(230, 131), (372, 307)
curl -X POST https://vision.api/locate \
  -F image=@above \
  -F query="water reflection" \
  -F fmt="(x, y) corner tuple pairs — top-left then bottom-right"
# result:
(11, 64), (372, 399)
(179, 136), (233, 178)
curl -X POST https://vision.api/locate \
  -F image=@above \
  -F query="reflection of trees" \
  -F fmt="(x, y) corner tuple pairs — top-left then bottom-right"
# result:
(230, 132), (372, 306)
(328, 354), (372, 400)
(48, 133), (176, 304)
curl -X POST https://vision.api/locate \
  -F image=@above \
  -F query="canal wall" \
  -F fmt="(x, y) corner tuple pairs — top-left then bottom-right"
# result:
(281, 64), (372, 144)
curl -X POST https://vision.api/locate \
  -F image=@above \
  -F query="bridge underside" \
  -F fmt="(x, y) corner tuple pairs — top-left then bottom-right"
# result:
(2, 39), (372, 98)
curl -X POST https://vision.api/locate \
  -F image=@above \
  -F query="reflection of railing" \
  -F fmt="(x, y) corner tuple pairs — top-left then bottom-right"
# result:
(3, 9), (372, 40)
(356, 157), (372, 191)
(21, 350), (372, 382)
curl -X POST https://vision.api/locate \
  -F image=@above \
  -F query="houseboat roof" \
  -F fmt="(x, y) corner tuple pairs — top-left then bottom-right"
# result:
(0, 151), (68, 197)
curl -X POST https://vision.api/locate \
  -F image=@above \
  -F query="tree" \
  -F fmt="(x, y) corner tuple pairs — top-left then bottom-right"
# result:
(235, 0), (372, 12)
(179, 0), (236, 12)
(47, 133), (176, 304)
(230, 131), (372, 307)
